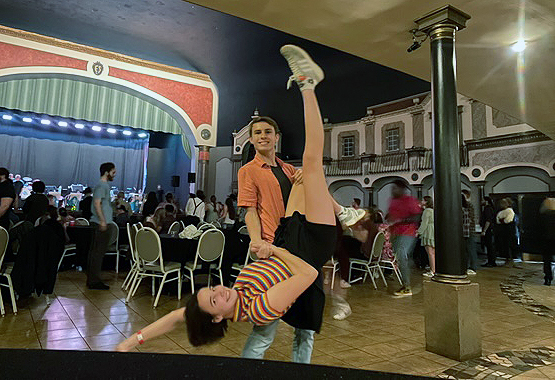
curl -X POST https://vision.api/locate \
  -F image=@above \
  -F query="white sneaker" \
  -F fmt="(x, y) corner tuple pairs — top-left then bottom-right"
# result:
(467, 269), (477, 275)
(280, 45), (324, 91)
(339, 279), (351, 289)
(337, 206), (366, 227)
(423, 271), (434, 278)
(333, 304), (352, 320)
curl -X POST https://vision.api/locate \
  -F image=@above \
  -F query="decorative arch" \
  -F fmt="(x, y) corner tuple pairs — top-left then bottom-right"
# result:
(484, 166), (554, 194)
(328, 179), (364, 207)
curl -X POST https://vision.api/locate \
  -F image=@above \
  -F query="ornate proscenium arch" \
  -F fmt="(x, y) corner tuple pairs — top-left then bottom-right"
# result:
(0, 25), (219, 154)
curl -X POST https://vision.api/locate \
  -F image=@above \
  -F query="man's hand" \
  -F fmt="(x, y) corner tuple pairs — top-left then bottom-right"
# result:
(99, 221), (107, 231)
(250, 240), (272, 259)
(293, 169), (303, 185)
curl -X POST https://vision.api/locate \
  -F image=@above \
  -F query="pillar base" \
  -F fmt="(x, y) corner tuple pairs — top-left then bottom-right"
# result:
(424, 280), (481, 361)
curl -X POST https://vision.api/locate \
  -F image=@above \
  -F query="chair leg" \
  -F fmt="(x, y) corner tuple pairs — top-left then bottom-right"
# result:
(189, 270), (195, 294)
(177, 270), (182, 300)
(6, 275), (17, 314)
(151, 277), (155, 296)
(393, 265), (403, 285)
(57, 252), (66, 272)
(0, 284), (5, 316)
(330, 264), (336, 290)
(219, 269), (223, 286)
(153, 273), (167, 308)
(130, 273), (144, 298)
(348, 263), (352, 283)
(368, 267), (377, 290)
(115, 251), (119, 274)
(122, 263), (136, 290)
(378, 266), (387, 286)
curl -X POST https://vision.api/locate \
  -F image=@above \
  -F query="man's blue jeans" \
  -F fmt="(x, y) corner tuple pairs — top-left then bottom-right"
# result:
(241, 320), (315, 363)
(392, 235), (417, 287)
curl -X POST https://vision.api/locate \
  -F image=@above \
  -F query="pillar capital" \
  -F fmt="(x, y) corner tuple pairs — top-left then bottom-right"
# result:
(414, 5), (471, 35)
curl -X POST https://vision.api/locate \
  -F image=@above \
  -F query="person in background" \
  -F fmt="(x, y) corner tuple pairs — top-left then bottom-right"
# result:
(160, 204), (177, 233)
(496, 198), (517, 266)
(47, 194), (56, 207)
(0, 167), (15, 230)
(387, 180), (421, 297)
(352, 198), (361, 210)
(22, 180), (48, 225)
(417, 196), (435, 277)
(462, 194), (478, 275)
(185, 190), (205, 220)
(156, 184), (164, 203)
(79, 187), (93, 220)
(12, 174), (24, 210)
(58, 207), (75, 226)
(87, 162), (116, 290)
(205, 195), (219, 223)
(221, 197), (236, 230)
(114, 205), (130, 227)
(480, 196), (497, 267)
(142, 191), (159, 217)
(539, 197), (555, 286)
(113, 191), (132, 216)
(144, 208), (167, 233)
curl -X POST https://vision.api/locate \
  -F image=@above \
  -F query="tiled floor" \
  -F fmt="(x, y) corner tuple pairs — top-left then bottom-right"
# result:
(1, 262), (554, 378)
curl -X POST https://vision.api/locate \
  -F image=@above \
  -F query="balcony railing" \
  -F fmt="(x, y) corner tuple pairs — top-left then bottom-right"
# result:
(325, 158), (363, 176)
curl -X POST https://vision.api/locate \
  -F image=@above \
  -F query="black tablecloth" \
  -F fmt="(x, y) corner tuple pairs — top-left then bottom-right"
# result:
(65, 225), (128, 270)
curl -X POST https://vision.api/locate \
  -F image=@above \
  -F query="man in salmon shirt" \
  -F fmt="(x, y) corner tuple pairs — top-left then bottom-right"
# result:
(387, 180), (422, 297)
(238, 116), (310, 362)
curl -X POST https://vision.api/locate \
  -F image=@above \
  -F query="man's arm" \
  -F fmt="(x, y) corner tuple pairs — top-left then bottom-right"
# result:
(245, 207), (272, 256)
(116, 308), (185, 352)
(93, 197), (107, 231)
(0, 197), (13, 219)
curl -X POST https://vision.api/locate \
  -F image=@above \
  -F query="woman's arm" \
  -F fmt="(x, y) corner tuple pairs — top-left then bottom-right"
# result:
(251, 244), (318, 313)
(116, 308), (185, 352)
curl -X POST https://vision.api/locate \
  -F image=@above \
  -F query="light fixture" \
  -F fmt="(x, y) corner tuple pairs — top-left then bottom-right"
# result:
(511, 40), (526, 52)
(138, 133), (148, 138)
(2, 115), (12, 120)
(92, 125), (102, 132)
(75, 123), (85, 129)
(22, 117), (32, 123)
(107, 128), (116, 134)
(123, 130), (132, 136)
(58, 121), (68, 127)
(40, 119), (51, 125)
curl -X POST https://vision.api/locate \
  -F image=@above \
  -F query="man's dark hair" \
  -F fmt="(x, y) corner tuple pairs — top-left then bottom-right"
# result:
(185, 294), (228, 347)
(392, 179), (407, 189)
(165, 193), (174, 202)
(58, 207), (68, 217)
(32, 181), (46, 193)
(353, 198), (361, 206)
(99, 162), (115, 176)
(46, 205), (58, 220)
(484, 196), (494, 207)
(0, 167), (9, 179)
(165, 204), (175, 213)
(117, 205), (127, 212)
(248, 116), (281, 137)
(196, 190), (206, 201)
(83, 187), (93, 195)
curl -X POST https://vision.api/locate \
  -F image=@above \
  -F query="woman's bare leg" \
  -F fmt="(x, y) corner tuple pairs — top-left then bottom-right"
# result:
(425, 246), (435, 273)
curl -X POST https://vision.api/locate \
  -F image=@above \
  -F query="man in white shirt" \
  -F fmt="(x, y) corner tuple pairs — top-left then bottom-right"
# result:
(185, 190), (206, 220)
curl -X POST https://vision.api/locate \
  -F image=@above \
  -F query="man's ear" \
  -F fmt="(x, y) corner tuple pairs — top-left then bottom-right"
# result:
(212, 315), (223, 323)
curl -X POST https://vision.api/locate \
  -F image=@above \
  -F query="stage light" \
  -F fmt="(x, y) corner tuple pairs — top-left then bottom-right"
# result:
(40, 119), (51, 125)
(2, 115), (12, 120)
(107, 128), (117, 134)
(123, 130), (132, 136)
(138, 133), (148, 138)
(92, 126), (102, 132)
(75, 123), (85, 129)
(22, 117), (32, 123)
(511, 40), (526, 52)
(58, 121), (68, 127)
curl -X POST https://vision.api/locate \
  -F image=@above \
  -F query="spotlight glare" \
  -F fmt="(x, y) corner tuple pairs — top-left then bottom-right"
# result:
(107, 128), (117, 134)
(92, 125), (102, 132)
(75, 123), (85, 129)
(138, 133), (147, 138)
(511, 40), (526, 52)
(123, 130), (132, 136)
(22, 117), (33, 123)
(2, 115), (12, 120)
(40, 119), (51, 125)
(58, 121), (68, 127)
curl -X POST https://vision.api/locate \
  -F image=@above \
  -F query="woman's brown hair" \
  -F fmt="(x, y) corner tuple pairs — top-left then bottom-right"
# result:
(423, 196), (433, 209)
(185, 294), (228, 347)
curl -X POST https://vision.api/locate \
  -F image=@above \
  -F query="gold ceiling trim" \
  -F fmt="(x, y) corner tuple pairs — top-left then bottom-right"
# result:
(0, 25), (212, 82)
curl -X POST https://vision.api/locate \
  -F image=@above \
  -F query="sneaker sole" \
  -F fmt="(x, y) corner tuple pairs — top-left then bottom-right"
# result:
(280, 45), (324, 83)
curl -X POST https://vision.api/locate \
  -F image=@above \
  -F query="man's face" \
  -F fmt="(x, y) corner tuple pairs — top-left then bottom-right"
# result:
(107, 168), (116, 182)
(249, 122), (279, 154)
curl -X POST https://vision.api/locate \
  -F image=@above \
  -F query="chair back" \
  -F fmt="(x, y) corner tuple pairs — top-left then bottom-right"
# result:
(196, 229), (225, 264)
(107, 222), (119, 249)
(369, 232), (386, 263)
(211, 220), (222, 229)
(0, 226), (8, 268)
(75, 218), (89, 226)
(199, 223), (216, 232)
(135, 227), (162, 264)
(137, 222), (143, 228)
(9, 220), (25, 231)
(180, 221), (186, 231)
(238, 225), (249, 235)
(168, 221), (181, 235)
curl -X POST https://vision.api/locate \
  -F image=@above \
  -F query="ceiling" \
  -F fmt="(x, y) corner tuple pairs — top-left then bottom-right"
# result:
(0, 0), (431, 158)
(189, 0), (555, 140)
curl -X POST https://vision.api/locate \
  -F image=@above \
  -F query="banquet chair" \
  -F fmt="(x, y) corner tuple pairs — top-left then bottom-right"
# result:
(348, 232), (386, 290)
(0, 226), (17, 316)
(122, 223), (140, 291)
(105, 222), (121, 273)
(379, 246), (403, 287)
(168, 221), (181, 235)
(211, 220), (222, 229)
(57, 243), (77, 271)
(230, 226), (256, 279)
(180, 221), (186, 231)
(127, 227), (181, 308)
(322, 257), (340, 290)
(74, 218), (89, 226)
(183, 229), (225, 294)
(198, 223), (216, 232)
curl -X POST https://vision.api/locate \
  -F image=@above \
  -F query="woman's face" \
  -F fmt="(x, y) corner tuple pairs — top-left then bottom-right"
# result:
(197, 285), (238, 322)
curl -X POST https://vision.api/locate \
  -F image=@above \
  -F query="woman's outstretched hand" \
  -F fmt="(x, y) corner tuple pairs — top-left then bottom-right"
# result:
(250, 240), (272, 259)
